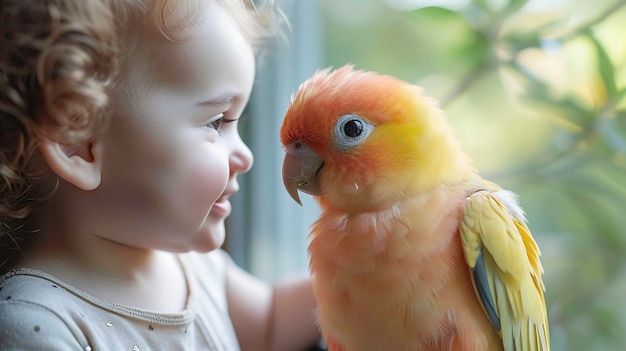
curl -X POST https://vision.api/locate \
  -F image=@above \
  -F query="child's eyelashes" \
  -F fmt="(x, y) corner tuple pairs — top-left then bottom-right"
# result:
(204, 113), (240, 132)
(205, 113), (225, 131)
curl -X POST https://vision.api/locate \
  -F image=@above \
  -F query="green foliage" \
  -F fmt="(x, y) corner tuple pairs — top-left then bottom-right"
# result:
(323, 0), (626, 349)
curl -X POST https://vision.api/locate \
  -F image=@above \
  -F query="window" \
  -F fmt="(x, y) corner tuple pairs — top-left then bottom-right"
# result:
(227, 0), (323, 281)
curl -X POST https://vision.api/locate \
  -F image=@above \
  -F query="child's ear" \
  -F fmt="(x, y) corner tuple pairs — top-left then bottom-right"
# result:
(38, 138), (103, 191)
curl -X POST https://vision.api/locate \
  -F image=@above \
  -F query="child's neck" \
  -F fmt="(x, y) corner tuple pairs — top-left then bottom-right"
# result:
(19, 228), (189, 313)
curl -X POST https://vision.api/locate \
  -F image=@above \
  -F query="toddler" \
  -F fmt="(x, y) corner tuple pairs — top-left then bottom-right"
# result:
(0, 0), (320, 350)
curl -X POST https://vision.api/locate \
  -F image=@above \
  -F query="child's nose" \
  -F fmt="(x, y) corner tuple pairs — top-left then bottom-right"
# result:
(230, 137), (253, 175)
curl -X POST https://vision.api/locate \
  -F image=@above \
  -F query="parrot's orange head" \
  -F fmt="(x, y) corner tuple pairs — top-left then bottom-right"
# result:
(280, 64), (474, 212)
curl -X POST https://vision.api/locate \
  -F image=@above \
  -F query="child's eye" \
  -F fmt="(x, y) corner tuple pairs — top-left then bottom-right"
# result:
(205, 113), (225, 131)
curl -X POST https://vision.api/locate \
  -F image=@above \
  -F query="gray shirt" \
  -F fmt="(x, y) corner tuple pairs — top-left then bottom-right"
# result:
(0, 250), (241, 351)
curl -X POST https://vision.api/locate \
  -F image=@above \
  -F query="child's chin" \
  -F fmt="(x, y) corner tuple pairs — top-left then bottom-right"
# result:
(193, 225), (226, 252)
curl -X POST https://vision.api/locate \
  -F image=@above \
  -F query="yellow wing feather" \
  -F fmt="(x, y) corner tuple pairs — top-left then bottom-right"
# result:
(460, 188), (549, 351)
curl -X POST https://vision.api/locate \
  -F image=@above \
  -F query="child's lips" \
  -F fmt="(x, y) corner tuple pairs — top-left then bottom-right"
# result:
(211, 196), (231, 216)
(211, 187), (237, 217)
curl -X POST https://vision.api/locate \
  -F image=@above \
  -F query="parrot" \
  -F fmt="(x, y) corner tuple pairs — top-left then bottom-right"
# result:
(280, 64), (549, 351)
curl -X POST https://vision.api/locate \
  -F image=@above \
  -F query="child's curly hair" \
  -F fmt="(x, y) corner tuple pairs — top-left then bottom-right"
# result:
(0, 0), (282, 270)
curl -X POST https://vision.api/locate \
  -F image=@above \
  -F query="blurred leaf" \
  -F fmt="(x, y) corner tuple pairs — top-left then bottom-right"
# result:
(449, 29), (489, 72)
(511, 62), (595, 128)
(586, 30), (618, 100)
(617, 87), (626, 103)
(565, 183), (626, 252)
(402, 6), (490, 74)
(469, 0), (529, 22)
(504, 0), (529, 14)
(403, 6), (464, 25)
(500, 19), (563, 53)
(594, 304), (623, 339)
(471, 0), (494, 15)
(501, 30), (542, 52)
(596, 116), (626, 154)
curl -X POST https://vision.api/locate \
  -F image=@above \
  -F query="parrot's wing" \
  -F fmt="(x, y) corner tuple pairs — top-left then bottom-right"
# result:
(460, 189), (549, 351)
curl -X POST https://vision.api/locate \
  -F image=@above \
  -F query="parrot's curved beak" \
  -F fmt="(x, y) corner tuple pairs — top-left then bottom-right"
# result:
(282, 141), (324, 205)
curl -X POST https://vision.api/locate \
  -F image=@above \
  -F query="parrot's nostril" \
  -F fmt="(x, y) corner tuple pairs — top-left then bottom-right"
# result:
(295, 141), (302, 149)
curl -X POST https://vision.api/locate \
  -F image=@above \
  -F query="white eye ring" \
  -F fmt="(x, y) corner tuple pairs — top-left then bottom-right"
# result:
(333, 114), (374, 150)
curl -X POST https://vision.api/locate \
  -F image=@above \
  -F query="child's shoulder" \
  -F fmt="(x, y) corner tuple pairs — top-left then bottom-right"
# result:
(0, 268), (74, 309)
(0, 269), (92, 349)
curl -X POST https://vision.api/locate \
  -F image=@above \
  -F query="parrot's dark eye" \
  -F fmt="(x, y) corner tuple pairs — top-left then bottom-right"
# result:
(333, 114), (374, 150)
(343, 120), (363, 137)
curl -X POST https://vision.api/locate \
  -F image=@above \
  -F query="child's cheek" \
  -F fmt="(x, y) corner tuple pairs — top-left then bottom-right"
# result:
(183, 152), (229, 212)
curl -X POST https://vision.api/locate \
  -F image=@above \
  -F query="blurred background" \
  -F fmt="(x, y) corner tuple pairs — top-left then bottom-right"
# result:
(227, 0), (626, 350)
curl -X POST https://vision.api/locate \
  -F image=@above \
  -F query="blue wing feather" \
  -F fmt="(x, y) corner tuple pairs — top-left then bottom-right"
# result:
(471, 250), (501, 332)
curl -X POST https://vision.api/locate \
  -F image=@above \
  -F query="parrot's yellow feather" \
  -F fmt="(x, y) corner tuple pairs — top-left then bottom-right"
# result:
(461, 189), (549, 351)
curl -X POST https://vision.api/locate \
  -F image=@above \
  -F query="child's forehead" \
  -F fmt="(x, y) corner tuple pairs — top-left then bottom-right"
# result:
(113, 1), (226, 73)
(115, 1), (255, 104)
(124, 0), (259, 41)
(118, 1), (255, 68)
